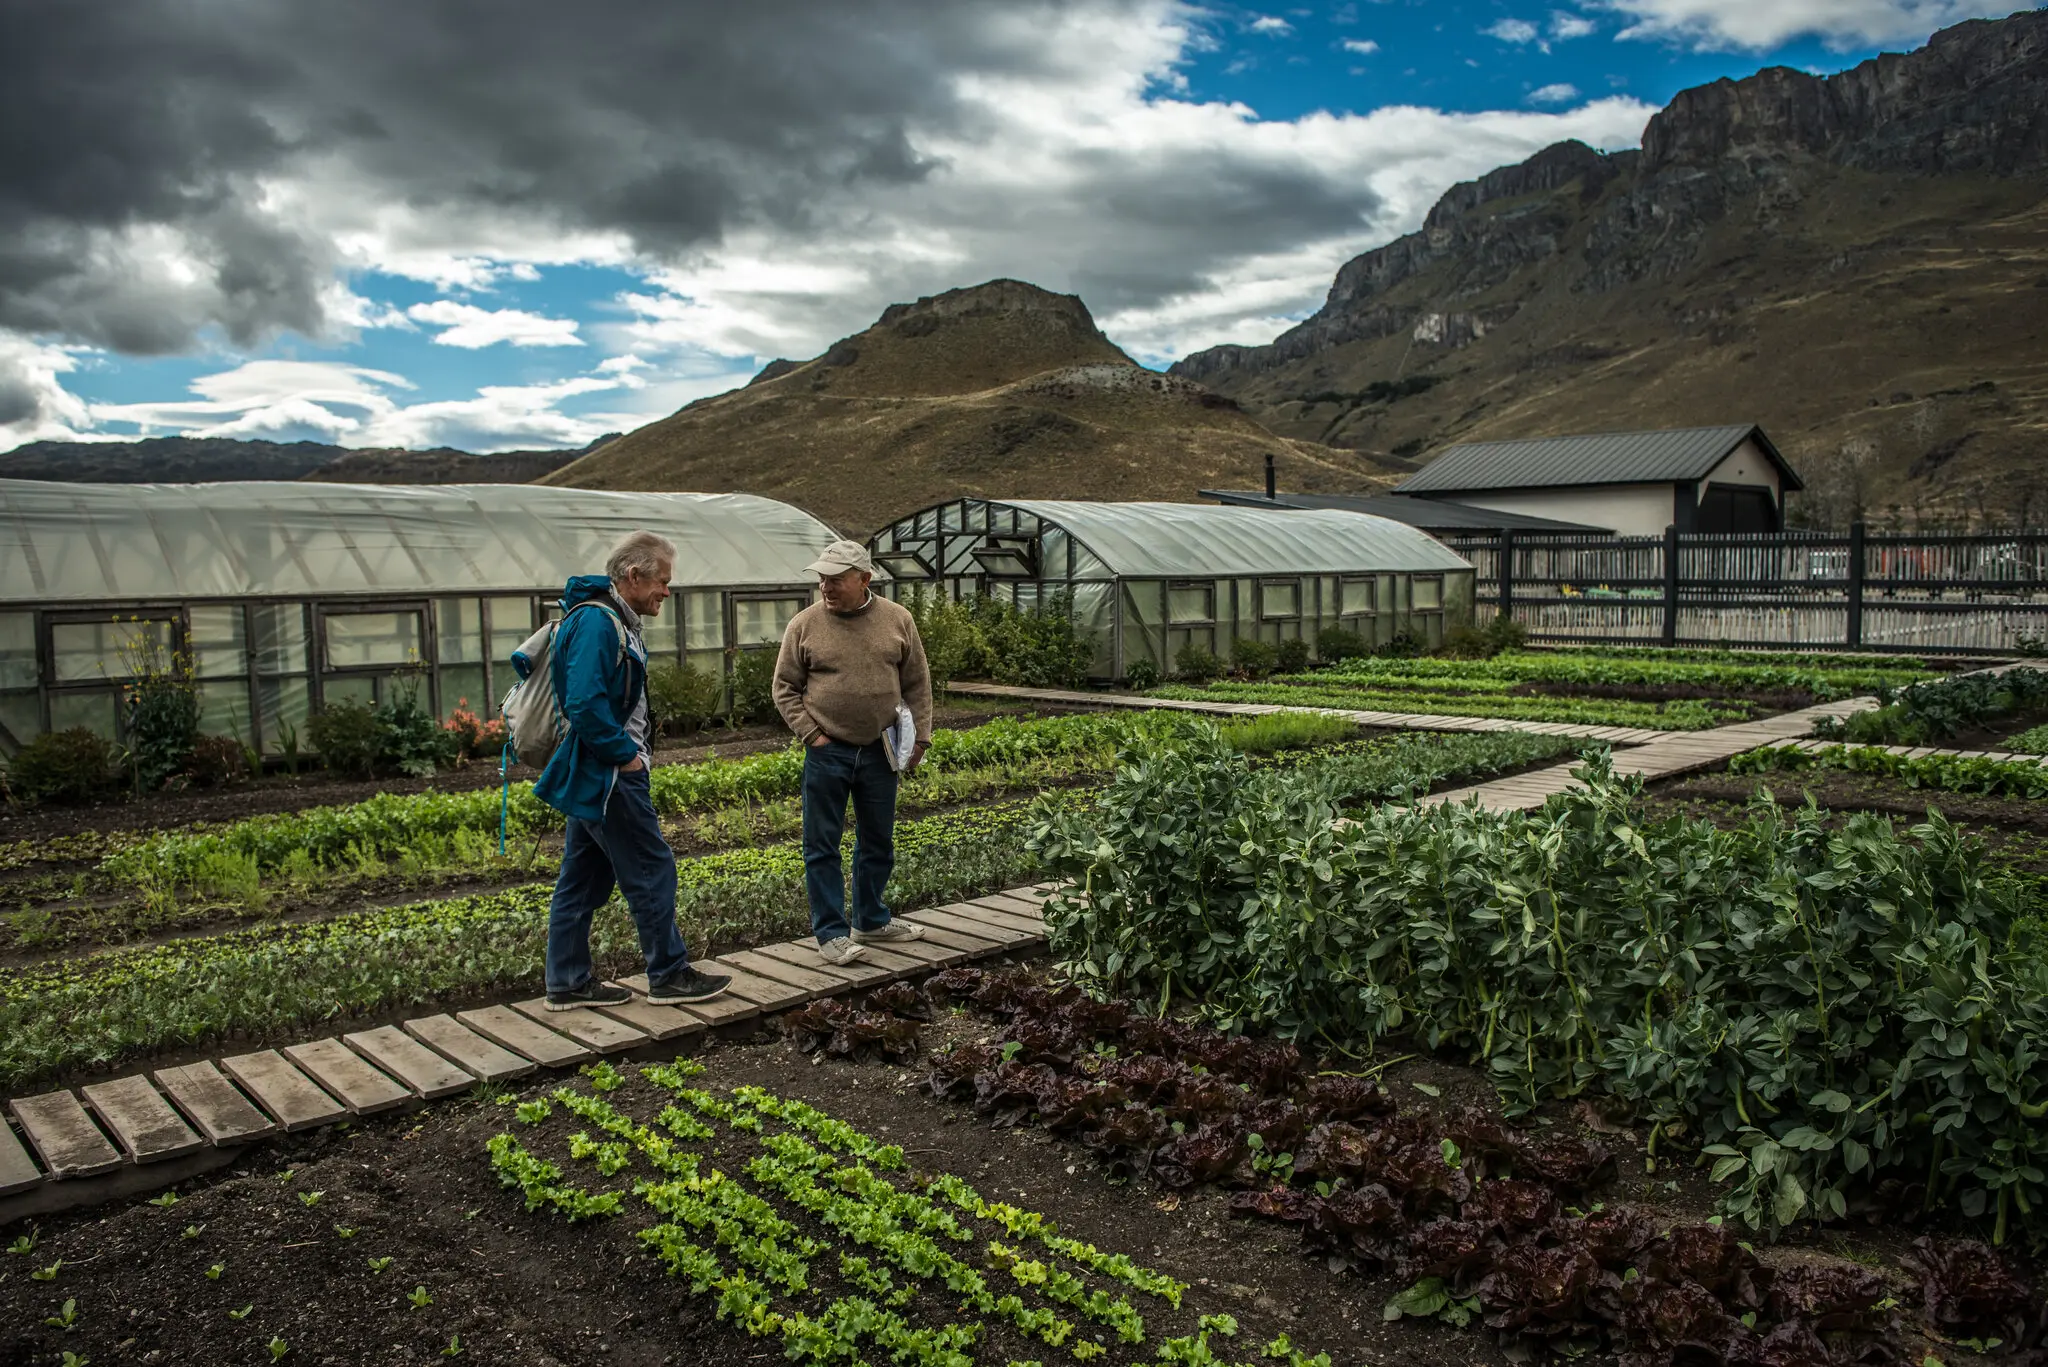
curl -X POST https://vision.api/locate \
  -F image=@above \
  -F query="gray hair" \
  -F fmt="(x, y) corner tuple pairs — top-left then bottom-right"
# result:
(607, 530), (677, 583)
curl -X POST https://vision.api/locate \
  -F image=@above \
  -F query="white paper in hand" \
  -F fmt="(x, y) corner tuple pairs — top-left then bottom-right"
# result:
(881, 702), (917, 772)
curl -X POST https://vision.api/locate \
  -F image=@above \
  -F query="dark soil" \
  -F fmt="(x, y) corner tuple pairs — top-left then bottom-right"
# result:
(0, 704), (1059, 845)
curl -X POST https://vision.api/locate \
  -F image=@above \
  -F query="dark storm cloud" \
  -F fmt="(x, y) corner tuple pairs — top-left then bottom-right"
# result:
(0, 0), (1144, 352)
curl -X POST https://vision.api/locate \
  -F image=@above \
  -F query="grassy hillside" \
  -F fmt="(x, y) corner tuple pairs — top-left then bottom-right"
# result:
(544, 280), (1401, 532)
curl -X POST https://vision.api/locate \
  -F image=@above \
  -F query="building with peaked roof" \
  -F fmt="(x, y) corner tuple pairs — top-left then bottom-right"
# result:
(0, 480), (844, 757)
(866, 497), (1474, 680)
(1394, 424), (1801, 537)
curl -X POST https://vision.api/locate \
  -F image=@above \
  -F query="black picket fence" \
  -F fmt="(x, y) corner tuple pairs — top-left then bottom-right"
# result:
(1437, 525), (2048, 657)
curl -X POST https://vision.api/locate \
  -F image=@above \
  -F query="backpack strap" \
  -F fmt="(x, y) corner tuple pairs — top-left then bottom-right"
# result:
(562, 601), (628, 665)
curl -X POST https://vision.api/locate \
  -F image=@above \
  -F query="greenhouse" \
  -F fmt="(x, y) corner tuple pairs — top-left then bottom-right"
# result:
(0, 480), (842, 757)
(867, 498), (1475, 679)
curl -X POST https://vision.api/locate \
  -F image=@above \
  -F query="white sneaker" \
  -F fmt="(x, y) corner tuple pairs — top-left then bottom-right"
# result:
(818, 937), (870, 965)
(850, 920), (926, 945)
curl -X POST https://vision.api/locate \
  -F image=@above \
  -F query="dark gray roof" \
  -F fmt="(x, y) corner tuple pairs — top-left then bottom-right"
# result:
(1396, 424), (1801, 495)
(1200, 489), (1611, 534)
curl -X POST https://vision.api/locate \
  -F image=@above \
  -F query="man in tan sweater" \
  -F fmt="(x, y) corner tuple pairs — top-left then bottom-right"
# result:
(773, 539), (934, 965)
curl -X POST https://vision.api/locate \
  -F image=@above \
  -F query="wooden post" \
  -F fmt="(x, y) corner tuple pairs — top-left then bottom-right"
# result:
(1846, 521), (1865, 649)
(1496, 531), (1515, 623)
(1662, 524), (1680, 647)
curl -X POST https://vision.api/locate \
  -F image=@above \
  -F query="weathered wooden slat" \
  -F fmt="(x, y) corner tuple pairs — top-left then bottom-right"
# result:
(0, 1117), (45, 1194)
(709, 954), (830, 1009)
(970, 892), (1047, 922)
(283, 1038), (411, 1116)
(344, 1026), (476, 1100)
(756, 941), (894, 988)
(509, 999), (647, 1053)
(613, 975), (761, 1028)
(593, 995), (708, 1042)
(953, 899), (1049, 933)
(404, 1014), (537, 1082)
(904, 906), (1037, 946)
(154, 1061), (278, 1145)
(80, 1076), (205, 1162)
(895, 920), (1004, 957)
(457, 1005), (590, 1068)
(839, 942), (925, 977)
(9, 1091), (125, 1178)
(219, 1051), (347, 1132)
(855, 934), (965, 969)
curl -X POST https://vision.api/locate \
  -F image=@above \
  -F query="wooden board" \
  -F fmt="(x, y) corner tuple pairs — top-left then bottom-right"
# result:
(754, 940), (893, 987)
(614, 976), (761, 1028)
(80, 1076), (205, 1162)
(593, 995), (708, 1042)
(897, 920), (1004, 957)
(457, 1005), (590, 1068)
(219, 1051), (347, 1132)
(283, 1038), (411, 1116)
(154, 1061), (277, 1145)
(936, 900), (1046, 936)
(344, 1026), (476, 1100)
(904, 906), (1037, 946)
(403, 1015), (536, 1083)
(855, 935), (963, 969)
(509, 999), (647, 1053)
(0, 1116), (41, 1195)
(964, 894), (1047, 926)
(841, 943), (925, 977)
(9, 1091), (125, 1178)
(707, 955), (826, 1010)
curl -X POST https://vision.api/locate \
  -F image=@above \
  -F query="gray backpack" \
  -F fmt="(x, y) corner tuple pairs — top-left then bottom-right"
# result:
(499, 603), (626, 770)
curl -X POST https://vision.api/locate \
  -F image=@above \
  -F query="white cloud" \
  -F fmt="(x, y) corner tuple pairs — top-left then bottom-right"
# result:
(404, 300), (585, 348)
(1527, 82), (1583, 102)
(1341, 37), (1381, 52)
(1598, 0), (2018, 50)
(1247, 14), (1294, 32)
(1483, 17), (1542, 41)
(1550, 10), (1599, 37)
(0, 337), (96, 448)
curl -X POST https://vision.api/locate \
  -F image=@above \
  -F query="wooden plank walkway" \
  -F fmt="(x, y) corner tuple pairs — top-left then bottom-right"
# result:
(1775, 739), (2046, 766)
(0, 886), (1052, 1219)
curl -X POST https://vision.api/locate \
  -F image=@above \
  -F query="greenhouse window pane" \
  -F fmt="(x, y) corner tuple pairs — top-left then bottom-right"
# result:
(682, 591), (724, 651)
(1167, 583), (1213, 624)
(1413, 577), (1443, 611)
(0, 613), (33, 690)
(734, 597), (804, 647)
(252, 605), (308, 674)
(1260, 581), (1301, 620)
(438, 664), (488, 718)
(53, 618), (171, 683)
(641, 601), (679, 663)
(436, 598), (484, 664)
(50, 690), (119, 738)
(188, 606), (246, 679)
(325, 610), (422, 669)
(488, 597), (536, 665)
(0, 690), (38, 749)
(1340, 577), (1375, 616)
(198, 680), (253, 740)
(259, 677), (312, 753)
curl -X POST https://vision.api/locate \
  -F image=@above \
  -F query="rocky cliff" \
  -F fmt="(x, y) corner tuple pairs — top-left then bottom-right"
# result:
(1171, 10), (2048, 522)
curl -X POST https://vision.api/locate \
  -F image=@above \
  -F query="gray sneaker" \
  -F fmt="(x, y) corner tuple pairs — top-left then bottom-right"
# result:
(817, 936), (870, 966)
(850, 919), (926, 945)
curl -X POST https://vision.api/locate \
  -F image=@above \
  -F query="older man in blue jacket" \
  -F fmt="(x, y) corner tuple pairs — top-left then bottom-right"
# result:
(525, 531), (730, 1011)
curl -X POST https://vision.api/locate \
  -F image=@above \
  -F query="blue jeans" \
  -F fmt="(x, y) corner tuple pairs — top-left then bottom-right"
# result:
(802, 737), (899, 943)
(546, 767), (691, 993)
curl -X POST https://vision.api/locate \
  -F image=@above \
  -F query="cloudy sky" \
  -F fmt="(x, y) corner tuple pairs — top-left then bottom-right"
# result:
(1, 0), (2032, 455)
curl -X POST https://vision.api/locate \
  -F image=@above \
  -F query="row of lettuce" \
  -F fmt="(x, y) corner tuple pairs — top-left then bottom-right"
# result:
(1028, 729), (2048, 1242)
(0, 727), (1578, 1091)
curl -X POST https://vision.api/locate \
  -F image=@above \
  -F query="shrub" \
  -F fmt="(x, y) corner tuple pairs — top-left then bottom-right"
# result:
(645, 663), (721, 736)
(120, 634), (200, 792)
(902, 587), (988, 688)
(1375, 628), (1424, 658)
(185, 735), (248, 788)
(2, 728), (122, 807)
(307, 699), (385, 779)
(376, 673), (458, 778)
(975, 592), (1094, 689)
(1122, 659), (1162, 692)
(1173, 640), (1222, 682)
(1439, 616), (1531, 660)
(442, 698), (507, 762)
(1230, 637), (1277, 678)
(728, 649), (780, 726)
(1274, 638), (1311, 674)
(1315, 627), (1369, 663)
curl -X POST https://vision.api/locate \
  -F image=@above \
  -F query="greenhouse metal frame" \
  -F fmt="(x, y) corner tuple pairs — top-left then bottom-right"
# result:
(867, 497), (1475, 679)
(0, 480), (842, 757)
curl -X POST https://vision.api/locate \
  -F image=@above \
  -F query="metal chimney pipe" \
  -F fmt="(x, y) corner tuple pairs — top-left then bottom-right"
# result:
(1265, 453), (1276, 500)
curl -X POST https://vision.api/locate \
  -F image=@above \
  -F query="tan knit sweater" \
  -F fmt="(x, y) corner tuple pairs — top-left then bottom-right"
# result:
(771, 596), (933, 746)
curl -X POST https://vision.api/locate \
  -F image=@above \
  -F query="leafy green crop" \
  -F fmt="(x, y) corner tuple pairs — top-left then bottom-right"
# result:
(1729, 743), (2048, 799)
(1030, 727), (2048, 1241)
(1815, 667), (2048, 746)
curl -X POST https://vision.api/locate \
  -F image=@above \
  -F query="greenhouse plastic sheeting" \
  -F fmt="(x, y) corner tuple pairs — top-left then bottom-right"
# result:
(0, 480), (845, 603)
(997, 501), (1471, 579)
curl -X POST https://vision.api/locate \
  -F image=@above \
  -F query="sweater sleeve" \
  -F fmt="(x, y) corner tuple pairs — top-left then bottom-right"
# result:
(899, 613), (934, 743)
(771, 617), (820, 740)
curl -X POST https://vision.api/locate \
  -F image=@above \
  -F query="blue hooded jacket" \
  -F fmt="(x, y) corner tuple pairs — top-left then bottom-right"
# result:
(518, 574), (646, 822)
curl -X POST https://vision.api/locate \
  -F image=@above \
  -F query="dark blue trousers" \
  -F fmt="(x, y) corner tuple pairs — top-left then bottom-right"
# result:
(545, 767), (691, 993)
(801, 737), (899, 943)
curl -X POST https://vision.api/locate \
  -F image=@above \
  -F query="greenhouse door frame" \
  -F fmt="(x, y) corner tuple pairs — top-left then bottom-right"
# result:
(311, 598), (437, 716)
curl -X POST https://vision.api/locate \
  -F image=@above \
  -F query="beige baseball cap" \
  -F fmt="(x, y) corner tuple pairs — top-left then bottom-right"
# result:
(804, 538), (874, 576)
